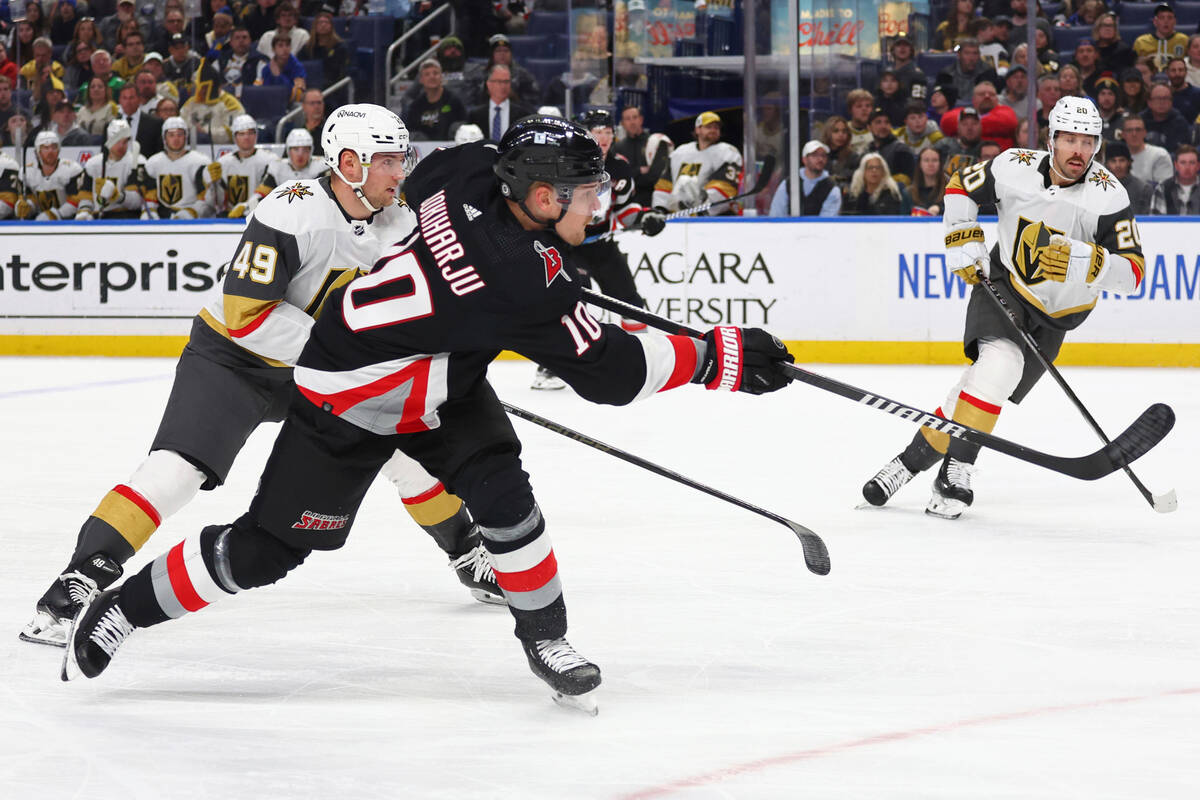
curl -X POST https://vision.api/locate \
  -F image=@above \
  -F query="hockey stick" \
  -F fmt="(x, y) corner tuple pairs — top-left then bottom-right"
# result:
(502, 401), (830, 575)
(582, 155), (777, 245)
(975, 271), (1177, 512)
(581, 288), (1175, 481)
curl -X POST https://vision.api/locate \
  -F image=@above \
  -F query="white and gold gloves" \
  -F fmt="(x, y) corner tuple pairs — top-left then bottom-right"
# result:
(1038, 234), (1107, 284)
(945, 225), (989, 284)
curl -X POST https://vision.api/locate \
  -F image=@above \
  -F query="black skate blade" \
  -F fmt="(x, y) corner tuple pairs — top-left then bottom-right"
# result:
(552, 689), (599, 716)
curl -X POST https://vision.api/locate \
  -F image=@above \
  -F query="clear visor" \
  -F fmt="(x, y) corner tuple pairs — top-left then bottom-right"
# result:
(557, 173), (611, 218)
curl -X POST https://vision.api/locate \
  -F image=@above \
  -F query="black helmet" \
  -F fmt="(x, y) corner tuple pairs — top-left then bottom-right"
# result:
(577, 108), (614, 131)
(493, 115), (607, 203)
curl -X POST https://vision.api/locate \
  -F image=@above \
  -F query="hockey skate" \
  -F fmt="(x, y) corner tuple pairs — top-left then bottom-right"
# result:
(530, 366), (566, 391)
(522, 637), (601, 715)
(449, 539), (506, 605)
(61, 587), (136, 681)
(926, 457), (975, 520)
(20, 554), (123, 647)
(862, 454), (917, 507)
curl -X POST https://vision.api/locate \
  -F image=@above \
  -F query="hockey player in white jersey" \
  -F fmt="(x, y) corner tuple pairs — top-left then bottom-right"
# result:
(862, 97), (1145, 519)
(78, 119), (147, 220)
(21, 103), (501, 648)
(264, 128), (328, 189)
(211, 113), (277, 218)
(143, 116), (215, 219)
(652, 110), (743, 215)
(18, 131), (85, 220)
(0, 149), (21, 219)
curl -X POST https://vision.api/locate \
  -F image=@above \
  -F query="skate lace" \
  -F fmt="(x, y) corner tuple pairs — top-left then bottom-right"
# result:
(875, 458), (914, 496)
(90, 604), (135, 658)
(59, 572), (99, 608)
(449, 544), (496, 583)
(945, 458), (974, 490)
(535, 638), (589, 674)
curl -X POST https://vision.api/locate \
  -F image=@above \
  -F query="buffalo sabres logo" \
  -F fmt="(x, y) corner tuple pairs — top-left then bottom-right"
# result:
(1011, 216), (1065, 284)
(1089, 168), (1116, 191)
(275, 182), (314, 203)
(534, 240), (569, 286)
(158, 174), (183, 206)
(1009, 149), (1037, 165)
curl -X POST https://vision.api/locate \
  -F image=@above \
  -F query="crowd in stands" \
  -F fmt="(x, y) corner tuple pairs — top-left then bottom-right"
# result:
(769, 0), (1200, 217)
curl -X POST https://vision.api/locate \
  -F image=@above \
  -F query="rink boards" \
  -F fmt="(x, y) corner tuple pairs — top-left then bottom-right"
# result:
(0, 217), (1197, 365)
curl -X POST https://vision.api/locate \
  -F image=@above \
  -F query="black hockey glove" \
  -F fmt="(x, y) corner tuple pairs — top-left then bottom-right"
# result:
(640, 211), (666, 236)
(693, 326), (794, 395)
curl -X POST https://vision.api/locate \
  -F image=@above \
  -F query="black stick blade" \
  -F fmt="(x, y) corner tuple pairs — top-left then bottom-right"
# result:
(786, 520), (832, 575)
(1102, 403), (1175, 470)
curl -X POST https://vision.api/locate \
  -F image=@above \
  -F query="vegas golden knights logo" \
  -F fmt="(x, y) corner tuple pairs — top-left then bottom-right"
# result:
(158, 174), (183, 207)
(227, 174), (248, 205)
(679, 163), (702, 177)
(1011, 216), (1065, 284)
(35, 189), (57, 210)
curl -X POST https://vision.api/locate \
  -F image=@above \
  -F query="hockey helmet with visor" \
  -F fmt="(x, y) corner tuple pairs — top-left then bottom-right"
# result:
(493, 115), (610, 226)
(321, 103), (413, 213)
(1046, 96), (1102, 179)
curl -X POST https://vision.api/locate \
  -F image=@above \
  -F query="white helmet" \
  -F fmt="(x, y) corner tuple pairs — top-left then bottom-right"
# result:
(285, 127), (313, 149)
(34, 130), (61, 149)
(162, 115), (189, 147)
(454, 123), (484, 144)
(231, 114), (258, 134)
(1047, 96), (1103, 177)
(105, 118), (133, 148)
(321, 103), (410, 212)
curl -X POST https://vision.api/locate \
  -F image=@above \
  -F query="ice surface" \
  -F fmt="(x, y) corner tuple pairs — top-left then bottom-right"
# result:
(1, 357), (1196, 799)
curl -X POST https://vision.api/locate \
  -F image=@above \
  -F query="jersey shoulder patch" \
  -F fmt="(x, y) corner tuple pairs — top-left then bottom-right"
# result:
(254, 180), (328, 230)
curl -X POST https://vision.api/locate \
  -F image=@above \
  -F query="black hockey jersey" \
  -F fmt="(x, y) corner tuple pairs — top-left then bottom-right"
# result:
(295, 142), (702, 436)
(583, 150), (642, 238)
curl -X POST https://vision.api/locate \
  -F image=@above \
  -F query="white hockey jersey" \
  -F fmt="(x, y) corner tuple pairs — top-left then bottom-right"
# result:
(198, 177), (417, 367)
(144, 149), (214, 218)
(23, 157), (85, 219)
(0, 152), (19, 218)
(265, 157), (329, 189)
(653, 140), (742, 213)
(81, 147), (147, 216)
(214, 148), (278, 216)
(945, 148), (1145, 323)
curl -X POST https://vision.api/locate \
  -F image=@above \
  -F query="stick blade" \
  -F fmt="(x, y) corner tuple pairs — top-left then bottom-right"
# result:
(1102, 403), (1175, 471)
(785, 520), (831, 576)
(1152, 488), (1179, 514)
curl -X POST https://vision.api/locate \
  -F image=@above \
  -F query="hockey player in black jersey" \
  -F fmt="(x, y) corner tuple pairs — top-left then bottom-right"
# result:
(22, 104), (500, 649)
(62, 116), (795, 714)
(531, 108), (666, 390)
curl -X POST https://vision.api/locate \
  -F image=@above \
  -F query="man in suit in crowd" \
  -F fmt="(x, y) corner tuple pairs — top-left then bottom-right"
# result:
(115, 83), (163, 157)
(467, 64), (533, 141)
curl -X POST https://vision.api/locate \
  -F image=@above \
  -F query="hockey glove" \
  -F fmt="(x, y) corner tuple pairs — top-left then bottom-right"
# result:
(228, 203), (248, 218)
(36, 209), (59, 221)
(693, 326), (794, 395)
(206, 162), (223, 183)
(640, 211), (666, 236)
(15, 198), (34, 219)
(1038, 234), (1107, 284)
(171, 208), (199, 219)
(945, 225), (988, 284)
(75, 208), (93, 221)
(96, 179), (118, 208)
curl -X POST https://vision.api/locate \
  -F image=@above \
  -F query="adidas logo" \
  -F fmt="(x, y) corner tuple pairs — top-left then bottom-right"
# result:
(463, 204), (481, 220)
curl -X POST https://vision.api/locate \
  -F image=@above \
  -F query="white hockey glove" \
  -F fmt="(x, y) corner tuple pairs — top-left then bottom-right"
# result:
(15, 198), (34, 219)
(944, 225), (989, 284)
(96, 179), (118, 207)
(75, 208), (93, 221)
(36, 209), (58, 221)
(1038, 234), (1107, 285)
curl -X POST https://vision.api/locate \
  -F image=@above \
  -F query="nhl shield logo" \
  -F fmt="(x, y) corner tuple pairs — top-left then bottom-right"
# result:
(535, 240), (569, 286)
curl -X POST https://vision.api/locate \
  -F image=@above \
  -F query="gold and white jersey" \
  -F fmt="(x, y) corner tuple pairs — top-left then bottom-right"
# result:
(265, 157), (329, 188)
(0, 152), (20, 217)
(945, 148), (1145, 321)
(652, 140), (742, 212)
(144, 149), (214, 218)
(215, 148), (278, 213)
(81, 147), (147, 215)
(24, 158), (85, 218)
(198, 177), (417, 367)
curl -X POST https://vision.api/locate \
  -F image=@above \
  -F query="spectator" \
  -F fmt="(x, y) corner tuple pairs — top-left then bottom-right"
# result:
(897, 99), (944, 150)
(281, 87), (326, 156)
(405, 58), (467, 141)
(22, 1), (49, 39)
(1186, 34), (1200, 88)
(979, 139), (1002, 161)
(1122, 114), (1174, 184)
(149, 7), (189, 56)
(133, 67), (174, 115)
(114, 81), (163, 157)
(769, 139), (842, 217)
(754, 95), (785, 165)
(10, 21), (37, 70)
(112, 30), (147, 82)
(1068, 0), (1107, 27)
(866, 105), (915, 185)
(38, 98), (92, 145)
(978, 16), (1011, 74)
(1103, 140), (1152, 214)
(298, 9), (349, 89)
(253, 31), (306, 104)
(1000, 63), (1029, 116)
(240, 0), (280, 42)
(401, 35), (471, 111)
(1014, 115), (1047, 149)
(1033, 18), (1061, 73)
(2, 110), (31, 149)
(0, 74), (29, 136)
(89, 49), (123, 94)
(75, 75), (118, 137)
(49, 0), (80, 47)
(205, 13), (235, 54)
(155, 96), (180, 120)
(1133, 2), (1188, 74)
(465, 33), (539, 107)
(1009, 43), (1045, 79)
(613, 105), (663, 209)
(112, 18), (142, 62)
(0, 42), (19, 89)
(935, 39), (1001, 105)
(1034, 72), (1062, 126)
(141, 53), (178, 102)
(820, 114), (860, 192)
(889, 34), (928, 102)
(1093, 12), (1135, 75)
(841, 151), (912, 215)
(1000, 0), (1032, 51)
(1093, 75), (1127, 141)
(163, 33), (202, 97)
(29, 84), (66, 131)
(100, 0), (146, 55)
(182, 58), (247, 145)
(874, 69), (907, 127)
(845, 87), (874, 154)
(938, 105), (985, 176)
(1073, 38), (1102, 97)
(928, 83), (958, 125)
(65, 15), (101, 66)
(933, 0), (978, 52)
(258, 3), (309, 59)
(1058, 64), (1084, 98)
(62, 39), (94, 96)
(939, 80), (1018, 151)
(217, 27), (266, 97)
(1142, 82), (1191, 152)
(1120, 66), (1149, 114)
(1163, 56), (1200, 120)
(910, 145), (948, 215)
(467, 64), (533, 141)
(1150, 142), (1200, 214)
(19, 36), (65, 93)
